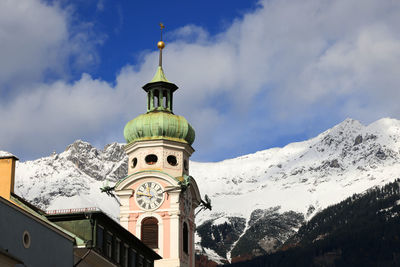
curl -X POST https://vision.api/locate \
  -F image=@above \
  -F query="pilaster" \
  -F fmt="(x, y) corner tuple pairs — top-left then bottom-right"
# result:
(169, 210), (181, 259)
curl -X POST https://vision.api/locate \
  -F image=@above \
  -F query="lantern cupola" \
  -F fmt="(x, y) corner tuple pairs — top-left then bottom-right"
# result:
(123, 25), (195, 146)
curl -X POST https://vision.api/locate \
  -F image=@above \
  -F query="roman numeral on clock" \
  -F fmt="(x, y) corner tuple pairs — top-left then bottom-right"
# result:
(136, 182), (165, 210)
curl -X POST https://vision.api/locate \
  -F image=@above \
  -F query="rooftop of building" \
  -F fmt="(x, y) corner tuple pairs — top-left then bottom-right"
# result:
(0, 150), (18, 160)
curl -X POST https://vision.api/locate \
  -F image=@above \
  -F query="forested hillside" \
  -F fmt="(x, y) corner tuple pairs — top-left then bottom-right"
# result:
(225, 179), (400, 266)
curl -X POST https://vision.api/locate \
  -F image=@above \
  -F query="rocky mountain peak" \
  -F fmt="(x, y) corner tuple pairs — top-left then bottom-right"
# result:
(332, 118), (363, 131)
(65, 139), (96, 154)
(62, 140), (127, 181)
(11, 117), (400, 263)
(102, 142), (126, 162)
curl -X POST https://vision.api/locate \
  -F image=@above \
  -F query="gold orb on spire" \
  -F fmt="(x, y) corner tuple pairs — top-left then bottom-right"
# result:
(157, 41), (165, 50)
(158, 23), (165, 50)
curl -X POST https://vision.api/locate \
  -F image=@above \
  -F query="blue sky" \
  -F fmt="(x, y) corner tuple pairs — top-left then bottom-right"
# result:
(1, 0), (400, 162)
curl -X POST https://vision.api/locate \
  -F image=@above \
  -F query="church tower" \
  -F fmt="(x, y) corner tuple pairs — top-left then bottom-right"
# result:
(115, 26), (201, 267)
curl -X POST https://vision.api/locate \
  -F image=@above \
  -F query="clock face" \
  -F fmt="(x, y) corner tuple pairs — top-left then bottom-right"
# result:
(135, 182), (165, 211)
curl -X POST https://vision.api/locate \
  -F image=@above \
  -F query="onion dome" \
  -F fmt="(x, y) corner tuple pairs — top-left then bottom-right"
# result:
(124, 112), (195, 145)
(124, 25), (195, 146)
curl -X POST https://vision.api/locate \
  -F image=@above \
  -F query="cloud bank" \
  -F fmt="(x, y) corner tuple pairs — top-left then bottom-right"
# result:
(1, 0), (400, 161)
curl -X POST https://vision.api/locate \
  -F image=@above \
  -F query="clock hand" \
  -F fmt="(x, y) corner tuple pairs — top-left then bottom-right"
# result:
(137, 192), (152, 197)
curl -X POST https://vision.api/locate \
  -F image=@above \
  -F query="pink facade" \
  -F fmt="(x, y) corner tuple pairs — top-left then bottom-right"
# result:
(115, 141), (201, 267)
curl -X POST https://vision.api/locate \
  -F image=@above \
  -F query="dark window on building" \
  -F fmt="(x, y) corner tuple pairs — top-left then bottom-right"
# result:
(141, 217), (158, 248)
(129, 249), (137, 267)
(96, 225), (104, 251)
(145, 154), (158, 165)
(121, 244), (129, 267)
(105, 231), (113, 258)
(183, 222), (189, 254)
(137, 254), (144, 267)
(114, 238), (121, 263)
(167, 155), (177, 166)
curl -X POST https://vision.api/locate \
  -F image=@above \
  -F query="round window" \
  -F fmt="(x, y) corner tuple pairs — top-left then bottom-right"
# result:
(132, 157), (138, 168)
(145, 154), (158, 165)
(23, 231), (31, 248)
(167, 155), (178, 166)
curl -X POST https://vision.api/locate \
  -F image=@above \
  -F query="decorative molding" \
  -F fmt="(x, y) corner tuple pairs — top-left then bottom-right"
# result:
(125, 139), (194, 157)
(116, 171), (179, 191)
(115, 189), (133, 197)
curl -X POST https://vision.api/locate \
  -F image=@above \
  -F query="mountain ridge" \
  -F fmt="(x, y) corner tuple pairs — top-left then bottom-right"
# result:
(6, 117), (400, 263)
(224, 178), (400, 266)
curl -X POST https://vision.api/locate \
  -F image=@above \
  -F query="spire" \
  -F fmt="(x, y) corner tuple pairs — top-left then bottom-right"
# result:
(143, 23), (178, 113)
(148, 23), (170, 83)
(158, 22), (165, 67)
(123, 23), (195, 146)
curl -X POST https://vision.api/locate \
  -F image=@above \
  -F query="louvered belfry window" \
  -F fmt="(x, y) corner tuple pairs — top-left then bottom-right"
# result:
(141, 217), (158, 248)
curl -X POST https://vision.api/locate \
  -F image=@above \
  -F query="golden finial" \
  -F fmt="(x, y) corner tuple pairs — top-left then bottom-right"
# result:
(158, 23), (165, 67)
(157, 41), (165, 50)
(158, 23), (165, 50)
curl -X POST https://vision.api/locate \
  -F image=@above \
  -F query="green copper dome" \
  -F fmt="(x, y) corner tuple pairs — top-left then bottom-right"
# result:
(124, 111), (195, 145)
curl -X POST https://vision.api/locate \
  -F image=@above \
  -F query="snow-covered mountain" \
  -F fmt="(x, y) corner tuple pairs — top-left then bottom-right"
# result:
(193, 118), (400, 222)
(14, 141), (126, 218)
(226, 178), (400, 266)
(10, 117), (400, 263)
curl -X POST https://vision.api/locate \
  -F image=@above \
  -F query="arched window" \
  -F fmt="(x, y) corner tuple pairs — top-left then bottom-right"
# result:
(141, 217), (158, 248)
(183, 222), (189, 254)
(154, 90), (159, 107)
(163, 90), (167, 108)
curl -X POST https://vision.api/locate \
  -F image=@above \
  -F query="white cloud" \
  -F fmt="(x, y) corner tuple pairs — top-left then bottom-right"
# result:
(2, 0), (400, 161)
(0, 0), (66, 88)
(0, 0), (100, 92)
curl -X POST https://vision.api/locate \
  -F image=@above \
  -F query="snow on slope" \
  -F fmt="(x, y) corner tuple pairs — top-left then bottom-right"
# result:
(6, 117), (400, 260)
(191, 118), (400, 224)
(9, 117), (400, 222)
(14, 140), (125, 220)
